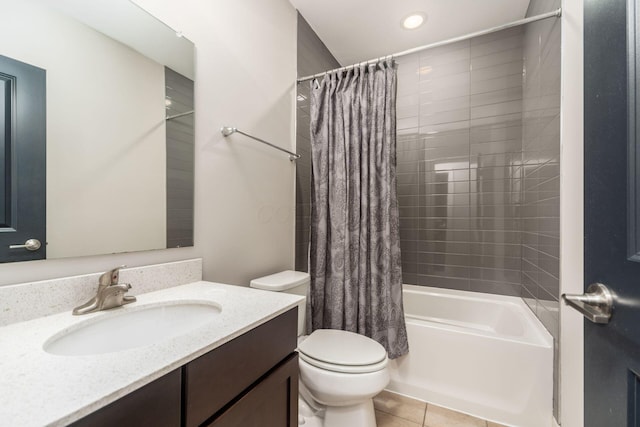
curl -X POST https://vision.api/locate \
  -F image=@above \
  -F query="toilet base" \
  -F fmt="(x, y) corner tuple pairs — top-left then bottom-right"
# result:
(299, 397), (323, 426)
(324, 399), (376, 427)
(299, 395), (377, 427)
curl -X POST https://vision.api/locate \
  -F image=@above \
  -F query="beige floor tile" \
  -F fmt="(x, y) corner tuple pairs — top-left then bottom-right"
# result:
(374, 390), (427, 424)
(376, 410), (423, 427)
(423, 404), (486, 427)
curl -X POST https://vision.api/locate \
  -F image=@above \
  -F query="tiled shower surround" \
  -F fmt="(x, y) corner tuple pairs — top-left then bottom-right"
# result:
(295, 6), (560, 418)
(395, 20), (560, 322)
(522, 0), (561, 349)
(294, 15), (560, 332)
(522, 0), (561, 416)
(393, 11), (560, 416)
(396, 27), (527, 297)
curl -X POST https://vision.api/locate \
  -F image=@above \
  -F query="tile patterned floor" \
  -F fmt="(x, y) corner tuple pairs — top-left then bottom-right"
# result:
(373, 390), (507, 427)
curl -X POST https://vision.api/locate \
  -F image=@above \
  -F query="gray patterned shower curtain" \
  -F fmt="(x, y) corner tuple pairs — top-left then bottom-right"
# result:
(308, 60), (409, 359)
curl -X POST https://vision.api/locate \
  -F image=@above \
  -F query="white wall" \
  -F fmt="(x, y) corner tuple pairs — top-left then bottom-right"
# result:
(52, 0), (195, 80)
(559, 0), (584, 424)
(0, 1), (167, 259)
(0, 0), (296, 286)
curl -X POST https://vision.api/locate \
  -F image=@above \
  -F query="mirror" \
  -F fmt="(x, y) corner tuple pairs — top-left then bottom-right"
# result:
(0, 0), (194, 262)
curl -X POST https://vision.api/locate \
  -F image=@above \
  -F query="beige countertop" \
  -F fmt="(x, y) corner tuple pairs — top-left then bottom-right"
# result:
(0, 281), (303, 427)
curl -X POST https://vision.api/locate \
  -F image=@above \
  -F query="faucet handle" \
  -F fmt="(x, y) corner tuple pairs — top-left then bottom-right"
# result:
(110, 265), (127, 285)
(98, 265), (127, 289)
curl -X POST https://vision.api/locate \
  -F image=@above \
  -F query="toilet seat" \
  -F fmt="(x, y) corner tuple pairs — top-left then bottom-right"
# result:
(299, 352), (388, 373)
(297, 329), (388, 374)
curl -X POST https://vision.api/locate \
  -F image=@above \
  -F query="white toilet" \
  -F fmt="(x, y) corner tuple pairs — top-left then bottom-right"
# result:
(250, 271), (390, 427)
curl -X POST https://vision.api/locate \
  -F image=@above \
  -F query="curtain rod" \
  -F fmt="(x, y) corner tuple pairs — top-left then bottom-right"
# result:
(296, 8), (562, 83)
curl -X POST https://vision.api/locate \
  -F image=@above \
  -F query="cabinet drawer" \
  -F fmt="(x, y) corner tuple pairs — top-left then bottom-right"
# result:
(184, 308), (297, 427)
(206, 353), (298, 427)
(70, 368), (181, 427)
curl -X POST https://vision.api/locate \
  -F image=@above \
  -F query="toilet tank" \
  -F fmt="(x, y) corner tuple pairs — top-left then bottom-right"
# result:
(250, 270), (309, 336)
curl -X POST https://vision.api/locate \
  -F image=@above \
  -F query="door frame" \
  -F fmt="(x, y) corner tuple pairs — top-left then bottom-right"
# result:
(559, 0), (584, 425)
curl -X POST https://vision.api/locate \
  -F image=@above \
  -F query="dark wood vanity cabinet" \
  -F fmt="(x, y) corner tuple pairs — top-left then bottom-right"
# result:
(70, 369), (182, 427)
(184, 308), (298, 426)
(70, 308), (298, 427)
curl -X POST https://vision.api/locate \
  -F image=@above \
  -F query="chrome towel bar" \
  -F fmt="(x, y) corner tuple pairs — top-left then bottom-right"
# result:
(221, 126), (300, 161)
(166, 110), (194, 121)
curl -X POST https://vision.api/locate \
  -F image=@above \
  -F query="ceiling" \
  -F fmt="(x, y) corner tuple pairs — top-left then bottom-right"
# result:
(289, 0), (531, 66)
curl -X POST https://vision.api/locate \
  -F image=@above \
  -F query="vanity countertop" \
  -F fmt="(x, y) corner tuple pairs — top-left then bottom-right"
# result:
(0, 281), (303, 427)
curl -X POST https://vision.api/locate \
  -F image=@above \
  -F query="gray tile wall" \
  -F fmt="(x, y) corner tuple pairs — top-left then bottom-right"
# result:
(523, 0), (561, 418)
(396, 18), (560, 417)
(396, 27), (525, 297)
(522, 0), (561, 342)
(165, 67), (194, 248)
(295, 13), (340, 272)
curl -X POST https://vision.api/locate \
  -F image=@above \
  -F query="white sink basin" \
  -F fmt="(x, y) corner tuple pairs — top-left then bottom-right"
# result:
(44, 301), (221, 356)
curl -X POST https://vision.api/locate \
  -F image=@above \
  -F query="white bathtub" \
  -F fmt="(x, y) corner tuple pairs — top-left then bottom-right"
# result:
(387, 285), (553, 427)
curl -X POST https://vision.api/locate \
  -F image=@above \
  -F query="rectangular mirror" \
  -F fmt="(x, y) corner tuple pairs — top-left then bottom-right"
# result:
(0, 0), (195, 262)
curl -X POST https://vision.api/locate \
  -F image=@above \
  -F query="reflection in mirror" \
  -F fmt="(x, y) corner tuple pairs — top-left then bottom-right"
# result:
(0, 0), (194, 262)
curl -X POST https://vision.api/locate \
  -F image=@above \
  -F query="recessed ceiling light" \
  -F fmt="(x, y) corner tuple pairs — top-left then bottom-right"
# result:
(402, 13), (426, 30)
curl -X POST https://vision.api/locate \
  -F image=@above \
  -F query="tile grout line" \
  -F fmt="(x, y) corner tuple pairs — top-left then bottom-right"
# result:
(422, 402), (428, 427)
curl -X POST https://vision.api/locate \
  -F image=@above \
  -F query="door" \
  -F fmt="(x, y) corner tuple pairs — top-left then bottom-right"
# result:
(0, 55), (46, 262)
(583, 0), (640, 424)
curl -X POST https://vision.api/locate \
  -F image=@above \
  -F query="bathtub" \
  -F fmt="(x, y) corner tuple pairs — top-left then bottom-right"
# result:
(387, 285), (553, 427)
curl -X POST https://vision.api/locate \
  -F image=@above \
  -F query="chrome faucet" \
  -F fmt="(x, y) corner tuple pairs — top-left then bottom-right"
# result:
(72, 266), (136, 315)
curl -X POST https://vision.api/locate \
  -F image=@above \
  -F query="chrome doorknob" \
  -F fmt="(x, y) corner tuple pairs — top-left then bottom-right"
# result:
(562, 283), (614, 324)
(9, 239), (42, 251)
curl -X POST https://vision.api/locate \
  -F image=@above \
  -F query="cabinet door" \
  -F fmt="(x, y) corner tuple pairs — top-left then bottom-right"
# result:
(207, 353), (299, 427)
(184, 308), (297, 427)
(69, 369), (181, 427)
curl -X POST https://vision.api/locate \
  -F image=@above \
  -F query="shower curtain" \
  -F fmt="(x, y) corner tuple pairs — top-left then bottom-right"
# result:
(308, 59), (408, 359)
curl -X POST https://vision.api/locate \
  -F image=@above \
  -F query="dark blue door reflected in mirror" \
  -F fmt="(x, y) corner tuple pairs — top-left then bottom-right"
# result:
(0, 55), (45, 262)
(0, 71), (9, 226)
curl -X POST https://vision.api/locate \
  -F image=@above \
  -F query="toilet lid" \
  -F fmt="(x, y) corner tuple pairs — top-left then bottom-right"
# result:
(297, 329), (387, 372)
(250, 270), (309, 291)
